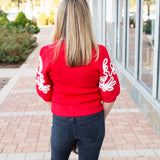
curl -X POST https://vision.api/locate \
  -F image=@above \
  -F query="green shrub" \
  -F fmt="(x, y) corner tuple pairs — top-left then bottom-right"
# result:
(143, 19), (152, 34)
(13, 12), (40, 34)
(0, 11), (39, 64)
(5, 18), (40, 34)
(0, 27), (36, 63)
(0, 16), (9, 25)
(24, 20), (40, 34)
(5, 21), (24, 33)
(15, 11), (30, 27)
(0, 10), (9, 25)
(0, 10), (8, 18)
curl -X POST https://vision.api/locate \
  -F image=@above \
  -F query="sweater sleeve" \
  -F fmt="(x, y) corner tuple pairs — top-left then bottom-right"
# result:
(36, 46), (52, 102)
(98, 45), (120, 103)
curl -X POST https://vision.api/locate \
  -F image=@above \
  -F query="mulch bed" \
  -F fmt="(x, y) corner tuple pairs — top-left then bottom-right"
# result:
(0, 62), (23, 69)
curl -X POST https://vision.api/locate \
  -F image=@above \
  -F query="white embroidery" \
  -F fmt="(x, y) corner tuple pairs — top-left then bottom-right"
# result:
(36, 56), (50, 94)
(99, 58), (116, 92)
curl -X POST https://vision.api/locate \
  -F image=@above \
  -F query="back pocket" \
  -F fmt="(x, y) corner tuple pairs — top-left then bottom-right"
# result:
(78, 114), (105, 142)
(52, 117), (68, 142)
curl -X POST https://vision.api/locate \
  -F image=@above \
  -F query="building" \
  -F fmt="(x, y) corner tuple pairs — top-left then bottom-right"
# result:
(87, 0), (160, 135)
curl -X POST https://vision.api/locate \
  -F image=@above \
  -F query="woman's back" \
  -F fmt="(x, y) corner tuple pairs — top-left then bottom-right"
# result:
(36, 40), (120, 117)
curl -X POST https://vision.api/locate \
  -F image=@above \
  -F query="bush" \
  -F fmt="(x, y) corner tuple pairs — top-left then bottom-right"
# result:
(0, 10), (9, 25)
(15, 11), (30, 27)
(5, 21), (24, 33)
(0, 10), (8, 17)
(5, 16), (40, 34)
(24, 20), (40, 34)
(0, 27), (36, 63)
(0, 16), (9, 25)
(37, 12), (48, 26)
(143, 19), (151, 34)
(0, 10), (39, 64)
(48, 15), (55, 25)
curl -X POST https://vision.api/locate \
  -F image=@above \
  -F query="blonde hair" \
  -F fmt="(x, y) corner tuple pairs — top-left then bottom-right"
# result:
(53, 0), (99, 67)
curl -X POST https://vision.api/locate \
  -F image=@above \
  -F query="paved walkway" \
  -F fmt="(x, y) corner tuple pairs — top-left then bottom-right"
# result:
(0, 26), (160, 160)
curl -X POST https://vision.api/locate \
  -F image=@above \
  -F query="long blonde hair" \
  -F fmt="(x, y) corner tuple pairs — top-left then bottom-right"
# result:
(53, 0), (99, 67)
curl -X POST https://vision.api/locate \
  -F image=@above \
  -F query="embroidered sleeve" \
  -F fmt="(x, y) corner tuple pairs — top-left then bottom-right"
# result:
(36, 46), (52, 102)
(99, 46), (120, 103)
(36, 56), (51, 93)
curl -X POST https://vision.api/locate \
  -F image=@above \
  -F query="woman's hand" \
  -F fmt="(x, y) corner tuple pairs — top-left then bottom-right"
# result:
(103, 102), (114, 119)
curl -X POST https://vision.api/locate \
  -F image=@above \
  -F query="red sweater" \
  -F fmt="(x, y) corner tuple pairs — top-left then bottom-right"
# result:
(36, 41), (120, 117)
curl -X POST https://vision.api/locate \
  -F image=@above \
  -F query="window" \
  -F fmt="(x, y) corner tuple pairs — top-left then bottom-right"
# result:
(117, 0), (125, 62)
(105, 0), (117, 60)
(139, 0), (156, 91)
(126, 0), (137, 73)
(158, 39), (160, 101)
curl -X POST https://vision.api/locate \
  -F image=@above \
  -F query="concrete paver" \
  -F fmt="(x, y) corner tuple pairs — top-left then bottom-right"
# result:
(0, 154), (7, 159)
(6, 153), (26, 160)
(100, 150), (119, 158)
(118, 150), (137, 157)
(154, 149), (160, 156)
(25, 152), (44, 160)
(0, 26), (160, 160)
(136, 149), (156, 157)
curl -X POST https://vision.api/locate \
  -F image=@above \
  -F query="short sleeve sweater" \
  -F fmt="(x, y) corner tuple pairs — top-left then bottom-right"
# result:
(36, 41), (120, 117)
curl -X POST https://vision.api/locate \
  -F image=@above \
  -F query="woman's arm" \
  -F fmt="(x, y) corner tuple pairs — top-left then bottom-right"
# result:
(36, 46), (53, 102)
(98, 46), (120, 115)
(103, 102), (114, 119)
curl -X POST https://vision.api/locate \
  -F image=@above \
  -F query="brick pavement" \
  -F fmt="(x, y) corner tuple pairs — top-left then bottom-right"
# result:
(0, 26), (160, 160)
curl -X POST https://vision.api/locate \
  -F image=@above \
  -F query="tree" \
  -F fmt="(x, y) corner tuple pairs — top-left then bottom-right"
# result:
(144, 0), (156, 4)
(10, 0), (25, 11)
(0, 0), (15, 10)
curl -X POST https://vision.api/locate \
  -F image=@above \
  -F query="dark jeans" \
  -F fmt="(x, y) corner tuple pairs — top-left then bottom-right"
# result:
(51, 110), (105, 160)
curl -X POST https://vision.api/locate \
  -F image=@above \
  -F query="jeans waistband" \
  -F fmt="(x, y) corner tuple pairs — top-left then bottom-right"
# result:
(52, 110), (104, 124)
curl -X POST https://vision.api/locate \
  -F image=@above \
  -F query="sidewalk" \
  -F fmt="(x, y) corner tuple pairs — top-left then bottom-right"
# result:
(0, 26), (160, 160)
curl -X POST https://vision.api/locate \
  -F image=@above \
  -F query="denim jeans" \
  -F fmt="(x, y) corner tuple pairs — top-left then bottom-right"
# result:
(51, 110), (105, 160)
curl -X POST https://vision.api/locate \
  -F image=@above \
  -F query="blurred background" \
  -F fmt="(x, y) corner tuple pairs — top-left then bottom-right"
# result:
(0, 0), (60, 25)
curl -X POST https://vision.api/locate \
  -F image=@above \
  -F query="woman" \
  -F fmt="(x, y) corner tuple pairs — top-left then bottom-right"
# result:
(36, 0), (120, 160)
